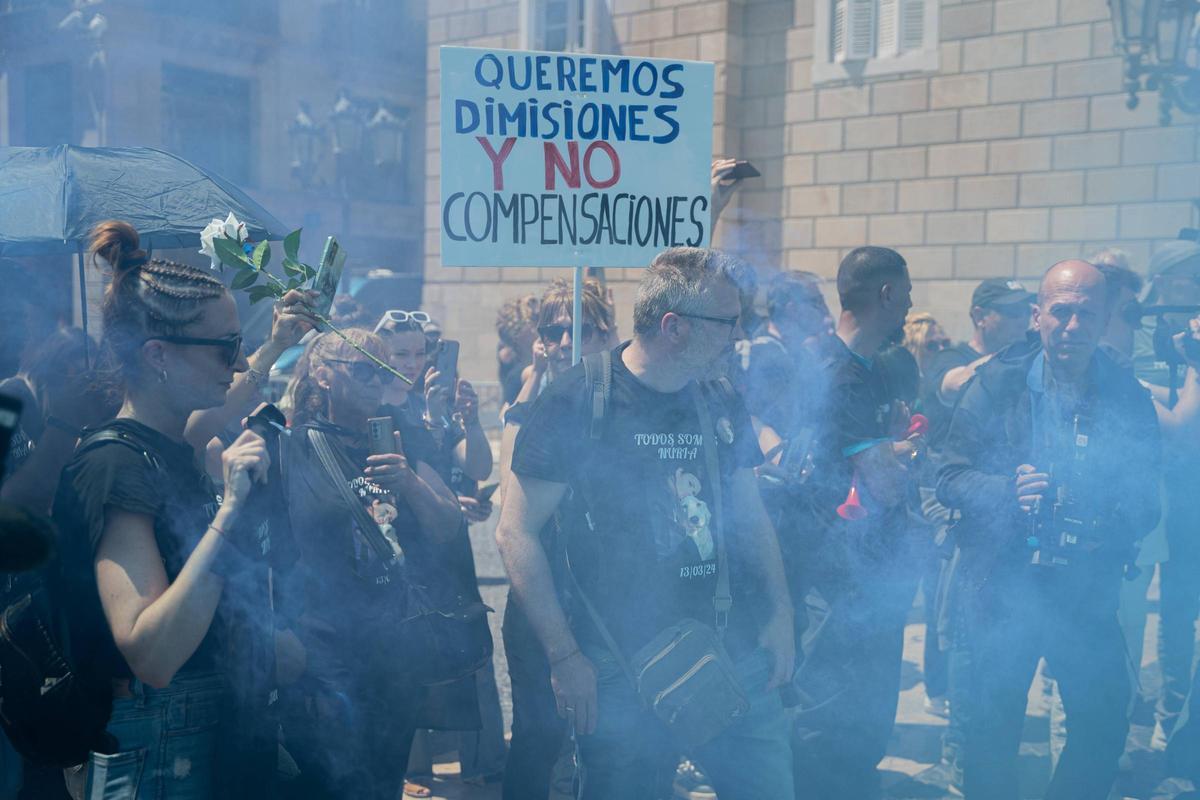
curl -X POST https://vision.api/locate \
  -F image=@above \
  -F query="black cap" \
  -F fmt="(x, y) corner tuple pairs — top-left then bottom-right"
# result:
(972, 278), (1034, 310)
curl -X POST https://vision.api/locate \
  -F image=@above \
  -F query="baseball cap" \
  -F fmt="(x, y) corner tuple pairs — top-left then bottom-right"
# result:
(1147, 239), (1200, 279)
(972, 278), (1034, 311)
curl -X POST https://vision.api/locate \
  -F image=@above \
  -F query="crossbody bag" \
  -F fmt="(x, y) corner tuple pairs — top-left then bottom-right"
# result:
(566, 360), (749, 747)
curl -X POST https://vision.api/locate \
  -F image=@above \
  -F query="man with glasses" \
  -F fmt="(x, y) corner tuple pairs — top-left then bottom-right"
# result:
(497, 248), (795, 800)
(791, 246), (922, 800)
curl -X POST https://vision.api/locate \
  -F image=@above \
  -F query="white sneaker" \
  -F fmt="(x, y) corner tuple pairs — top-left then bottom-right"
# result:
(924, 695), (950, 718)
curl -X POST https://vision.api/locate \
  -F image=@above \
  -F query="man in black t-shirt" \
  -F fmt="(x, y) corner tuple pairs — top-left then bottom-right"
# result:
(499, 247), (795, 800)
(791, 246), (923, 800)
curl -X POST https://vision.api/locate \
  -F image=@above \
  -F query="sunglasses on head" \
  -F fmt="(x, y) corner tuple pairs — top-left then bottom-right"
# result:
(375, 310), (431, 335)
(145, 334), (243, 368)
(325, 358), (395, 385)
(538, 323), (597, 342)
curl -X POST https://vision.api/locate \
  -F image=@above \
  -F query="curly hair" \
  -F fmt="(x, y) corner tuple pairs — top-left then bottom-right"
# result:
(902, 311), (947, 376)
(496, 294), (540, 349)
(286, 328), (389, 425)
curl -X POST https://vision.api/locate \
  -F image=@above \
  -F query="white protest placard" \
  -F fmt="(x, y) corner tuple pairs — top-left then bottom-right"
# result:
(439, 46), (715, 268)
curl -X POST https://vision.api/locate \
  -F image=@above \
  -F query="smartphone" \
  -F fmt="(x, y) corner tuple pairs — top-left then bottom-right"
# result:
(477, 482), (499, 503)
(367, 416), (395, 456)
(0, 393), (22, 477)
(433, 339), (459, 395)
(727, 160), (760, 180)
(312, 236), (347, 319)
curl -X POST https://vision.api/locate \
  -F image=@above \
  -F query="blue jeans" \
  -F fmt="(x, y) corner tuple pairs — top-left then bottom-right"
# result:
(78, 673), (225, 800)
(577, 646), (793, 800)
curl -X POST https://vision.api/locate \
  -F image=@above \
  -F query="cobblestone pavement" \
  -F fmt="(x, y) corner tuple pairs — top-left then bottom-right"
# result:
(401, 516), (1196, 800)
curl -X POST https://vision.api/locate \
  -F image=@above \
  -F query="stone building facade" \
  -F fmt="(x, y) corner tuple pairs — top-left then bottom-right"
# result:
(425, 0), (1200, 378)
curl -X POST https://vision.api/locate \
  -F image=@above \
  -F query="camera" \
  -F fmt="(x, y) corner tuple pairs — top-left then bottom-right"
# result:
(1026, 413), (1102, 568)
(1144, 304), (1200, 366)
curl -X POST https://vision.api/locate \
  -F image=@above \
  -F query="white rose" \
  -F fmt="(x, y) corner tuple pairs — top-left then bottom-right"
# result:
(198, 212), (247, 270)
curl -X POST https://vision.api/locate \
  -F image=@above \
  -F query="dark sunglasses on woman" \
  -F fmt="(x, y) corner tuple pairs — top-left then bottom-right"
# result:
(144, 335), (243, 368)
(325, 358), (395, 385)
(538, 323), (596, 343)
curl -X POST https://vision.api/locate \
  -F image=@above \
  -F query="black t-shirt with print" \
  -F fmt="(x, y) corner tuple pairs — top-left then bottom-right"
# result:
(53, 420), (227, 684)
(0, 377), (40, 483)
(279, 421), (422, 637)
(511, 344), (763, 657)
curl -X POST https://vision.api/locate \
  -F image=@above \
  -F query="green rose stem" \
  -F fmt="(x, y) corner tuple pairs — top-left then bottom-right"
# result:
(255, 269), (414, 386)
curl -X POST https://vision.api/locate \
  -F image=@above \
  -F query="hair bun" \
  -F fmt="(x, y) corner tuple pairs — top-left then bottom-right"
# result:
(88, 220), (148, 276)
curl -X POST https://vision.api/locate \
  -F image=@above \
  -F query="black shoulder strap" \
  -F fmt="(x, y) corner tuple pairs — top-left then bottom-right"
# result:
(582, 350), (612, 441)
(75, 426), (165, 475)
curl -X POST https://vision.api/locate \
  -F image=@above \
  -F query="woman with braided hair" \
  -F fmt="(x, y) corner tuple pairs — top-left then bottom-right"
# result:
(52, 220), (317, 799)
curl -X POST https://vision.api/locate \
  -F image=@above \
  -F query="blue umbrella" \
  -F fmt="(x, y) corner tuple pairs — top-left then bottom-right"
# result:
(0, 145), (287, 255)
(0, 145), (289, 354)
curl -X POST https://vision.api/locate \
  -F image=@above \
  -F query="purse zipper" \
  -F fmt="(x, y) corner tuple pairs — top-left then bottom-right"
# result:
(653, 653), (715, 708)
(637, 628), (692, 682)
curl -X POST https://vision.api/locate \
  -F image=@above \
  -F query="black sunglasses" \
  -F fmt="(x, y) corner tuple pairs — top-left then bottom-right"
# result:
(538, 323), (597, 342)
(676, 312), (741, 327)
(325, 358), (395, 385)
(145, 335), (243, 368)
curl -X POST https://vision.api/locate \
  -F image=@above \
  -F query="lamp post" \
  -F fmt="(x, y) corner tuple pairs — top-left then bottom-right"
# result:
(1109, 0), (1200, 122)
(287, 101), (322, 188)
(330, 88), (366, 197)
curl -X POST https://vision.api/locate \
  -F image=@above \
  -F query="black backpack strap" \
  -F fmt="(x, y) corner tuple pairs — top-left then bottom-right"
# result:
(582, 350), (612, 441)
(75, 427), (165, 476)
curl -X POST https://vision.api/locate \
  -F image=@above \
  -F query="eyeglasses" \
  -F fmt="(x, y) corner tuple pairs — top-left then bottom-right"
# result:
(325, 358), (395, 385)
(145, 335), (243, 368)
(538, 323), (597, 343)
(375, 310), (431, 335)
(676, 312), (741, 328)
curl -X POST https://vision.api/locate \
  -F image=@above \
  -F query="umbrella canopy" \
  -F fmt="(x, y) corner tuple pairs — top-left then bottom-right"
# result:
(0, 145), (288, 256)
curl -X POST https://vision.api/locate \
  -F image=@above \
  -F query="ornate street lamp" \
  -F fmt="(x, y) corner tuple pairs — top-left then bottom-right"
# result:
(330, 89), (366, 157)
(1109, 0), (1200, 122)
(287, 101), (322, 187)
(366, 104), (408, 167)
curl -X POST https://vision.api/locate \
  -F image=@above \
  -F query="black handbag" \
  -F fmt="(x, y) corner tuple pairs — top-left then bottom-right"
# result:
(567, 382), (749, 747)
(307, 428), (493, 686)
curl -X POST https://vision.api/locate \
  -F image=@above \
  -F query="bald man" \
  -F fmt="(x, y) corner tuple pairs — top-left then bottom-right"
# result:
(936, 260), (1161, 800)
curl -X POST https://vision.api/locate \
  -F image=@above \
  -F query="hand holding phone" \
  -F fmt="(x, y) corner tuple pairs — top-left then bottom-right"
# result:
(312, 237), (347, 320)
(367, 417), (396, 456)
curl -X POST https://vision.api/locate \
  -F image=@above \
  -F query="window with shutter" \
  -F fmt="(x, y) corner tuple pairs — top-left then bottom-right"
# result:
(900, 0), (925, 52)
(813, 0), (939, 84)
(877, 0), (899, 59)
(523, 0), (615, 53)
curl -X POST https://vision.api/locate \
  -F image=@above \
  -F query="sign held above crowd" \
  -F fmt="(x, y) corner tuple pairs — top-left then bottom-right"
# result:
(439, 46), (715, 268)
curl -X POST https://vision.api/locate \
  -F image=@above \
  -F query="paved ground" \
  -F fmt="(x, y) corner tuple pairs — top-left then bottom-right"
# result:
(401, 514), (1197, 800)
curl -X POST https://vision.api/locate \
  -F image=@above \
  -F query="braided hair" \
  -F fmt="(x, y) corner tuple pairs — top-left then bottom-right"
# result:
(89, 220), (227, 389)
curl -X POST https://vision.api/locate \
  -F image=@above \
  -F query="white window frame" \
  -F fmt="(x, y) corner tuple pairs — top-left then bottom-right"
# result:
(521, 0), (613, 53)
(813, 0), (940, 86)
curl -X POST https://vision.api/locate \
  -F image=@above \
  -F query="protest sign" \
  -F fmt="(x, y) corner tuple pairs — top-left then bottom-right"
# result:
(439, 46), (715, 268)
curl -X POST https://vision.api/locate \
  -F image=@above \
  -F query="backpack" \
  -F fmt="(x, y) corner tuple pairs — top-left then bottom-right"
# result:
(0, 425), (163, 767)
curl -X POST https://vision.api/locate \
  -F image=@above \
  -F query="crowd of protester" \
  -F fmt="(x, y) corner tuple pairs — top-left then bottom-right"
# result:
(0, 210), (1199, 800)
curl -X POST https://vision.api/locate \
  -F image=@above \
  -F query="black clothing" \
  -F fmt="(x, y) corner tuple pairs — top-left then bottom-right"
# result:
(736, 332), (827, 441)
(920, 342), (982, 449)
(936, 341), (1161, 593)
(512, 343), (762, 658)
(278, 420), (424, 799)
(53, 418), (278, 796)
(935, 341), (1161, 800)
(874, 345), (919, 408)
(791, 336), (921, 800)
(54, 420), (224, 683)
(0, 377), (39, 482)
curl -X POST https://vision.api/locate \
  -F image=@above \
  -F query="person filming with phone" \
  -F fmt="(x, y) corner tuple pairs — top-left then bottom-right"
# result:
(275, 328), (467, 799)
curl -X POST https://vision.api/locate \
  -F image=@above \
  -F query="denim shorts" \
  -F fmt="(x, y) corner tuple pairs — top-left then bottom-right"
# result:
(66, 672), (225, 800)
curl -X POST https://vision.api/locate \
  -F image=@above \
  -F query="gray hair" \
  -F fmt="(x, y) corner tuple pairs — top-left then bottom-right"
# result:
(633, 247), (745, 337)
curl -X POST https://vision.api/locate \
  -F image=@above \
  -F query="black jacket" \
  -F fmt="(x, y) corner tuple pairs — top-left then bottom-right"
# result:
(936, 340), (1161, 586)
